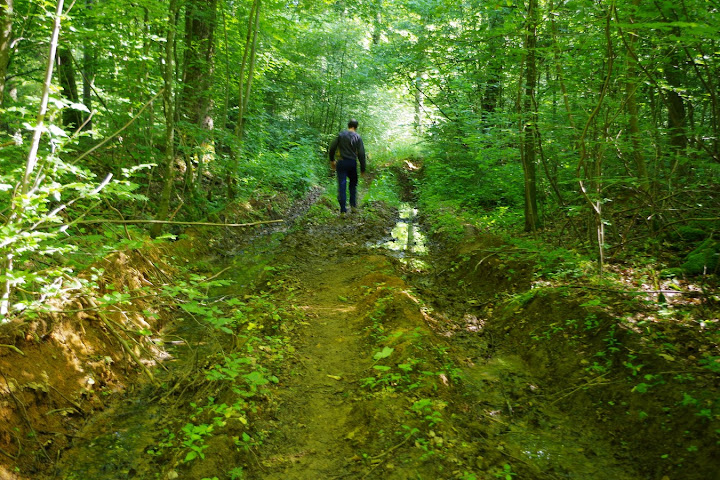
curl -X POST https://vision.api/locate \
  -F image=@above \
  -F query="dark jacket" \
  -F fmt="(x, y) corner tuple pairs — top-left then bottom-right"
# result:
(329, 129), (366, 173)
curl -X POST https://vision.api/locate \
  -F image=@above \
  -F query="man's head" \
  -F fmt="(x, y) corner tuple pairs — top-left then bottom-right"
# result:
(348, 119), (359, 130)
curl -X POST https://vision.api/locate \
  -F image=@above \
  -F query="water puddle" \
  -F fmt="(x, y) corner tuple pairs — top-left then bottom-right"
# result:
(371, 203), (429, 269)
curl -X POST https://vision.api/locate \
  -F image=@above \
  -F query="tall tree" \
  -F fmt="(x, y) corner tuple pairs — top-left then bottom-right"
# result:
(520, 0), (540, 232)
(151, 0), (180, 239)
(81, 0), (94, 130)
(2, 0), (65, 317)
(234, 0), (260, 140)
(57, 48), (82, 128)
(181, 0), (217, 129)
(0, 0), (11, 106)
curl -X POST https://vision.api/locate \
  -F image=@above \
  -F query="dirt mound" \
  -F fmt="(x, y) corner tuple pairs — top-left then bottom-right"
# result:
(0, 246), (173, 478)
(469, 265), (720, 480)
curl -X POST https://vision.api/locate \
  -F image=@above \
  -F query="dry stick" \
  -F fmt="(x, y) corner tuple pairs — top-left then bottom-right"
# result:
(203, 265), (234, 283)
(47, 384), (85, 416)
(168, 196), (184, 222)
(361, 431), (415, 479)
(35, 218), (284, 229)
(474, 252), (499, 271)
(0, 445), (16, 460)
(549, 373), (611, 406)
(104, 198), (131, 240)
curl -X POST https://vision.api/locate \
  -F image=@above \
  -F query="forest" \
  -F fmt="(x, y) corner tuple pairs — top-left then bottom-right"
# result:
(0, 0), (719, 478)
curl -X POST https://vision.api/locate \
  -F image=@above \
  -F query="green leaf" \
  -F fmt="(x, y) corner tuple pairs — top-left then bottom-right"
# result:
(373, 346), (394, 360)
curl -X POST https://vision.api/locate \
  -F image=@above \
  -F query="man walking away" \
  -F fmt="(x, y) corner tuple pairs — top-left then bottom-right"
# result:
(329, 119), (366, 214)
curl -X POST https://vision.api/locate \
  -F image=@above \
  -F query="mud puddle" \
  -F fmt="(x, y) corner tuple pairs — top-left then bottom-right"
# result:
(370, 202), (429, 270)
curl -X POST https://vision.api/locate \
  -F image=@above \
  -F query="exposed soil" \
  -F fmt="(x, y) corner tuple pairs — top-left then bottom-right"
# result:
(1, 166), (719, 480)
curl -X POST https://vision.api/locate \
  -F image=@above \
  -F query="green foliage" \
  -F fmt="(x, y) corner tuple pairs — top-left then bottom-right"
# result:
(365, 169), (401, 206)
(233, 140), (325, 202)
(494, 463), (517, 480)
(421, 136), (523, 213)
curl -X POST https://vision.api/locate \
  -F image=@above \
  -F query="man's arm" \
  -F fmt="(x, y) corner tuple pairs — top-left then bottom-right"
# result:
(357, 137), (366, 173)
(328, 135), (339, 163)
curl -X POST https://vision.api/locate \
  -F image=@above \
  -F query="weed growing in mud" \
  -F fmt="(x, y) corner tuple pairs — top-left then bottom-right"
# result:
(409, 398), (446, 428)
(181, 422), (214, 462)
(493, 463), (517, 479)
(142, 277), (300, 474)
(227, 466), (245, 479)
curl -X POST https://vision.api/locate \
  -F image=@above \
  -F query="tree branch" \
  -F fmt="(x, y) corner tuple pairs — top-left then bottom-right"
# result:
(35, 218), (285, 230)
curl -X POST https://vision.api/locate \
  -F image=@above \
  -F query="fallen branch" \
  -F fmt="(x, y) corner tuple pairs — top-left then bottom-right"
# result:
(549, 373), (610, 406)
(48, 384), (86, 416)
(0, 445), (16, 460)
(362, 431), (416, 479)
(37, 218), (284, 229)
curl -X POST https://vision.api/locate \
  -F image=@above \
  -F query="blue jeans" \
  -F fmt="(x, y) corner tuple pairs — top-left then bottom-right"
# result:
(336, 159), (358, 213)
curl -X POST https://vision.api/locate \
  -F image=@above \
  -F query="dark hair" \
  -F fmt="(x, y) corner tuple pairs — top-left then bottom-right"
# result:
(348, 119), (359, 129)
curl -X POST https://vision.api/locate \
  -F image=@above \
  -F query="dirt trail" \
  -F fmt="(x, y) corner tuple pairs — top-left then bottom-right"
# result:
(247, 215), (640, 479)
(259, 257), (374, 478)
(3, 176), (665, 479)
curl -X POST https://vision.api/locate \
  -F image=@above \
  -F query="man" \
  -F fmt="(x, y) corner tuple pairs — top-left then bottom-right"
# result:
(329, 118), (366, 214)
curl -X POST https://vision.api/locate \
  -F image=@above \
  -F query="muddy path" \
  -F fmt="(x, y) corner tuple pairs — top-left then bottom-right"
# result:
(7, 168), (713, 480)
(233, 201), (641, 480)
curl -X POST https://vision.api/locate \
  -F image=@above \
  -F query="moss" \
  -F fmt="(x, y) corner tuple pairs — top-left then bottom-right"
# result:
(681, 239), (720, 275)
(674, 226), (710, 242)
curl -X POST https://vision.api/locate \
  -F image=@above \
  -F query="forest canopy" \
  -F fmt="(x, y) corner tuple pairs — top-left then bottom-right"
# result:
(1, 0), (719, 317)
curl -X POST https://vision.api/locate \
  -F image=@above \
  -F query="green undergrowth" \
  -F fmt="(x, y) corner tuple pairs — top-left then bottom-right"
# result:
(486, 283), (720, 479)
(145, 268), (308, 479)
(416, 210), (720, 478)
(353, 281), (520, 479)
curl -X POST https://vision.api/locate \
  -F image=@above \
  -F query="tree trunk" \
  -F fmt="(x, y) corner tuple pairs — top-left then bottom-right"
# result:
(81, 0), (94, 130)
(481, 10), (504, 120)
(624, 0), (649, 191)
(0, 0), (12, 107)
(2, 0), (64, 318)
(665, 45), (688, 154)
(181, 0), (217, 129)
(521, 0), (540, 232)
(414, 73), (423, 135)
(57, 48), (83, 129)
(235, 0), (260, 141)
(150, 0), (179, 239)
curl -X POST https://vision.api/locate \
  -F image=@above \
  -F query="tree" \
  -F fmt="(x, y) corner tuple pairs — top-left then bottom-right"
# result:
(150, 0), (180, 239)
(234, 0), (260, 141)
(520, 0), (540, 232)
(181, 0), (217, 129)
(0, 0), (12, 106)
(1, 0), (64, 317)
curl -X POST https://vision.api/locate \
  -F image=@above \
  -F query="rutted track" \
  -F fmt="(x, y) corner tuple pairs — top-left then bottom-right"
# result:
(8, 171), (664, 479)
